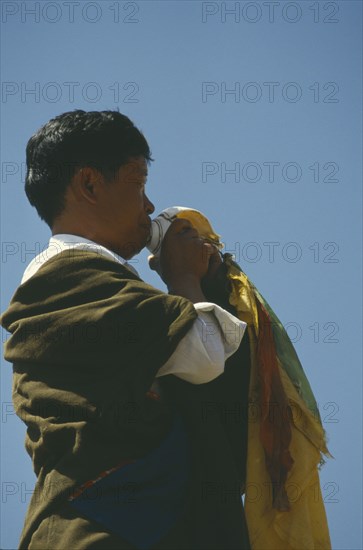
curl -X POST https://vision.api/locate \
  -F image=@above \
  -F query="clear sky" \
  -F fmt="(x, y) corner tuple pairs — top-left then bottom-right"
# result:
(1, 1), (362, 548)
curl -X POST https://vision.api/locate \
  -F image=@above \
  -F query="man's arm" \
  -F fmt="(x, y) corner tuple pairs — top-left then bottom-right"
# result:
(149, 218), (246, 385)
(155, 303), (246, 384)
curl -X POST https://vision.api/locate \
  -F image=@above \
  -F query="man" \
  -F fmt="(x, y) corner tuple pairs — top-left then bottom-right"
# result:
(1, 110), (251, 549)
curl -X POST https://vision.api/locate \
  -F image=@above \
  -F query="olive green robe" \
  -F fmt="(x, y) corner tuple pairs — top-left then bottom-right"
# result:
(1, 250), (250, 549)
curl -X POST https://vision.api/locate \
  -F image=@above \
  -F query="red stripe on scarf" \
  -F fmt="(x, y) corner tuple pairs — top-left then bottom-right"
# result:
(256, 301), (294, 511)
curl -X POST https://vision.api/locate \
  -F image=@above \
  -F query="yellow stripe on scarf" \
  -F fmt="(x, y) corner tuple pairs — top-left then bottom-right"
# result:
(226, 265), (331, 549)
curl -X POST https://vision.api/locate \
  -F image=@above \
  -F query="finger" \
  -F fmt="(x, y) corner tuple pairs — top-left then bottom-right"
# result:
(148, 254), (160, 272)
(202, 242), (216, 259)
(209, 248), (222, 265)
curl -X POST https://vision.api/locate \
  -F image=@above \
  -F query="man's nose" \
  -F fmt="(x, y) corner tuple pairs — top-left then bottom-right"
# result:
(144, 194), (155, 214)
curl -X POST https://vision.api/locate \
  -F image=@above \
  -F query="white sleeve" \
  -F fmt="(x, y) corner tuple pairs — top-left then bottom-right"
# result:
(155, 302), (247, 385)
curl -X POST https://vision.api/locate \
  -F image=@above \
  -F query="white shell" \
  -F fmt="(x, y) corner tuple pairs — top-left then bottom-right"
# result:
(146, 206), (197, 257)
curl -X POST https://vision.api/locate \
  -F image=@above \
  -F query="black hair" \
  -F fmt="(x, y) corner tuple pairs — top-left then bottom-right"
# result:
(25, 109), (153, 227)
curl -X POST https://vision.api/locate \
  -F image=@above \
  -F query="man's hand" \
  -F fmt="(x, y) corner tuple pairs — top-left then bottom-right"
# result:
(148, 218), (216, 302)
(201, 251), (229, 305)
(202, 245), (223, 286)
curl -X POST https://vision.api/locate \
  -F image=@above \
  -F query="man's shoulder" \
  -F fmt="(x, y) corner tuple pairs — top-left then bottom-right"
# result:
(0, 247), (198, 368)
(37, 248), (141, 277)
(21, 249), (58, 284)
(9, 249), (189, 318)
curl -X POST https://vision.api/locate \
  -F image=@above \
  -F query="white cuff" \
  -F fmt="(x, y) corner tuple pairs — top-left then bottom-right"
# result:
(193, 302), (247, 358)
(155, 302), (247, 385)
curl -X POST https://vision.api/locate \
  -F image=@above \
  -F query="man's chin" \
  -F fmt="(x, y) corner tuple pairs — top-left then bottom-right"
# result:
(120, 240), (147, 260)
(118, 227), (150, 259)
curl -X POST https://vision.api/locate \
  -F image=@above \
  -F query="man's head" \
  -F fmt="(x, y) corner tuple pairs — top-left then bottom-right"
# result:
(25, 110), (155, 258)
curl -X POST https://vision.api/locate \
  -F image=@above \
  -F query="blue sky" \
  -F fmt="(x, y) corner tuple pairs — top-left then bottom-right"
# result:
(1, 1), (362, 548)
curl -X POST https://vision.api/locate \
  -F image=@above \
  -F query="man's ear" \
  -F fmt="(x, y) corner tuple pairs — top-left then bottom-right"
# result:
(71, 167), (103, 204)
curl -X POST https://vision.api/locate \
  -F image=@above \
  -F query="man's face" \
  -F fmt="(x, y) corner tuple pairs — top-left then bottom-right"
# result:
(97, 156), (155, 259)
